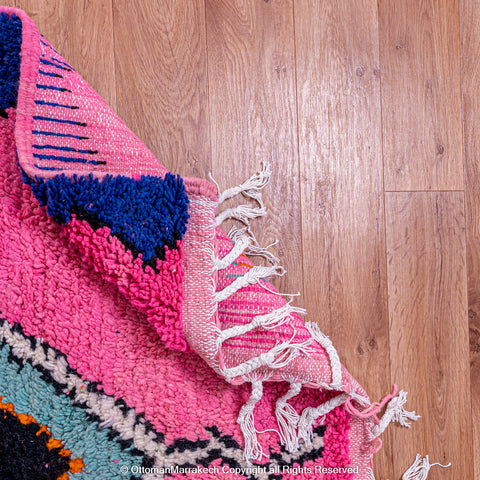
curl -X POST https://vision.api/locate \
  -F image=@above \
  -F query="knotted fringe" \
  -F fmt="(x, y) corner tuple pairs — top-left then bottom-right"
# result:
(214, 164), (317, 461)
(305, 321), (343, 389)
(400, 454), (451, 480)
(372, 390), (420, 438)
(298, 393), (348, 447)
(275, 382), (302, 452)
(215, 302), (307, 350)
(222, 336), (314, 383)
(228, 225), (280, 266)
(215, 162), (272, 227)
(237, 379), (265, 464)
(214, 232), (252, 270)
(218, 162), (272, 204)
(214, 163), (445, 477)
(214, 265), (286, 303)
(216, 203), (267, 226)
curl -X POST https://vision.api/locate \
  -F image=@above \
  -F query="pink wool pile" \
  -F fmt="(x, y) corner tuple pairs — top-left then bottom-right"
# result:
(0, 109), (353, 478)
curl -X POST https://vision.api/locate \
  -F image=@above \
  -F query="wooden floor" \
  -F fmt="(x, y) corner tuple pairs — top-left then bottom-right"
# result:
(5, 1), (476, 478)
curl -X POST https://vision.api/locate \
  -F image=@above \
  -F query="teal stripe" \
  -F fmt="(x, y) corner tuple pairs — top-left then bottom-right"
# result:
(0, 344), (144, 479)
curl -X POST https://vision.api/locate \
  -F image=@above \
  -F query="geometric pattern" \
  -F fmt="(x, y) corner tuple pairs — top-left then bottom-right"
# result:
(0, 317), (327, 480)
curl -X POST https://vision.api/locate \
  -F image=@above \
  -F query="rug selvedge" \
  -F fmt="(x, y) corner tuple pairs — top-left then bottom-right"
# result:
(0, 317), (334, 480)
(0, 7), (355, 479)
(0, 6), (440, 480)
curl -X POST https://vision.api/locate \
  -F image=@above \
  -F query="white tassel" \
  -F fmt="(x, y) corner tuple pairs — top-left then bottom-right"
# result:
(275, 382), (302, 452)
(401, 454), (451, 480)
(298, 394), (348, 447)
(215, 162), (272, 226)
(214, 265), (286, 303)
(305, 321), (343, 389)
(222, 335), (314, 382)
(214, 233), (252, 270)
(237, 379), (265, 464)
(228, 225), (280, 266)
(216, 302), (307, 350)
(218, 162), (272, 204)
(216, 203), (267, 226)
(372, 390), (420, 437)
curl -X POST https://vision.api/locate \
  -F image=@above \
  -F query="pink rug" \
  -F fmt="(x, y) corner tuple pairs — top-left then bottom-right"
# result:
(0, 7), (434, 480)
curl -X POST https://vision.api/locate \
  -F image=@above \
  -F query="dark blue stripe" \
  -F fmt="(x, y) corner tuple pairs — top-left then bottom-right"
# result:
(39, 70), (63, 79)
(32, 130), (89, 140)
(34, 100), (79, 109)
(33, 164), (63, 171)
(39, 59), (72, 72)
(33, 153), (103, 165)
(40, 37), (59, 54)
(23, 172), (190, 264)
(36, 84), (71, 93)
(0, 13), (22, 109)
(33, 116), (87, 127)
(50, 57), (72, 69)
(33, 144), (98, 155)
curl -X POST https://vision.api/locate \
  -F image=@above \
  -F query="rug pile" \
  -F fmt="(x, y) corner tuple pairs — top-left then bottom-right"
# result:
(0, 7), (448, 480)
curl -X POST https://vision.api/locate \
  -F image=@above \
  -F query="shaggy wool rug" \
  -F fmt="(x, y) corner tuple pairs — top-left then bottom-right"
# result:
(0, 6), (449, 480)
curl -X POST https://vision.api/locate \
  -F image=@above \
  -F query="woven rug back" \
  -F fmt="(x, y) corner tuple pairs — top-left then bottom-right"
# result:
(0, 7), (364, 480)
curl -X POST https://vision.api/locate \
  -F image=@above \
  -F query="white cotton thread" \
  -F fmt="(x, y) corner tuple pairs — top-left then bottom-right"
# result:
(216, 203), (267, 226)
(305, 321), (343, 390)
(215, 302), (307, 351)
(347, 389), (371, 408)
(228, 225), (280, 266)
(218, 162), (272, 205)
(214, 265), (286, 303)
(237, 379), (265, 464)
(401, 454), (451, 480)
(214, 163), (272, 227)
(222, 334), (314, 383)
(298, 393), (348, 447)
(275, 382), (302, 453)
(372, 390), (420, 438)
(214, 233), (252, 271)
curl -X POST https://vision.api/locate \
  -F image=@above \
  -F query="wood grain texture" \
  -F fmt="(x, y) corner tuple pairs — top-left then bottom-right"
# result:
(113, 0), (210, 178)
(459, 0), (480, 478)
(293, 1), (392, 476)
(379, 0), (464, 191)
(385, 192), (472, 479)
(1, 1), (476, 478)
(5, 0), (116, 108)
(205, 0), (302, 295)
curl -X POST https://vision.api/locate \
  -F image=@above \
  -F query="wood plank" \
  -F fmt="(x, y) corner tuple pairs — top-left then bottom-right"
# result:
(8, 0), (116, 109)
(205, 0), (302, 295)
(379, 0), (463, 191)
(294, 1), (392, 476)
(385, 192), (472, 478)
(112, 0), (210, 178)
(459, 0), (480, 478)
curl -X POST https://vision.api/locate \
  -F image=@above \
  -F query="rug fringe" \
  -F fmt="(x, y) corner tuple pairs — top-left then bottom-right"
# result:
(217, 161), (272, 204)
(236, 378), (265, 464)
(275, 382), (302, 453)
(372, 390), (420, 438)
(213, 164), (425, 471)
(221, 333), (314, 382)
(304, 321), (343, 390)
(214, 162), (271, 227)
(400, 454), (451, 480)
(298, 393), (349, 447)
(215, 301), (306, 351)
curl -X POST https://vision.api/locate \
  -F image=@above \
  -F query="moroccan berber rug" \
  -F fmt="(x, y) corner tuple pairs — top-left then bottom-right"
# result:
(0, 7), (450, 480)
